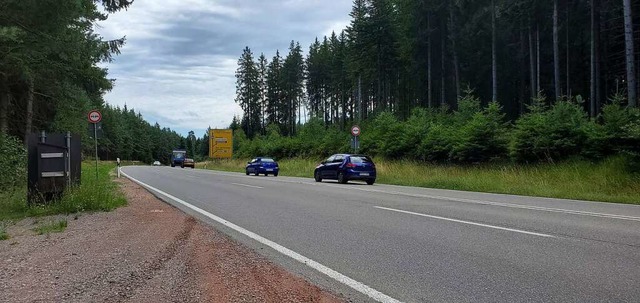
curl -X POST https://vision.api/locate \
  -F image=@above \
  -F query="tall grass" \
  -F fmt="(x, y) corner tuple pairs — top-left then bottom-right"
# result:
(0, 162), (127, 221)
(199, 156), (640, 204)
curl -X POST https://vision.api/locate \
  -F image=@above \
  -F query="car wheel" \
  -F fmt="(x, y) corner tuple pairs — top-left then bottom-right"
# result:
(171, 164), (175, 167)
(274, 172), (278, 177)
(366, 179), (375, 185)
(338, 172), (347, 184)
(246, 169), (249, 175)
(314, 171), (322, 182)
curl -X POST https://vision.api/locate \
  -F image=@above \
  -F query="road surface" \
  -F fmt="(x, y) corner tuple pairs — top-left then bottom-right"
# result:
(121, 166), (640, 303)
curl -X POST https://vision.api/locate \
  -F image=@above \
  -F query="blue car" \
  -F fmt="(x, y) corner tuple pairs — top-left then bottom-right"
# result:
(314, 154), (376, 185)
(246, 157), (279, 176)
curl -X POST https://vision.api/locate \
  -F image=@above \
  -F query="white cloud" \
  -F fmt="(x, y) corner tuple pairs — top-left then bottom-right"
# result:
(96, 0), (351, 136)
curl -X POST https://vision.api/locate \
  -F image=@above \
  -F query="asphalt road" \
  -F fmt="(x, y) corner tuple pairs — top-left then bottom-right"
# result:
(121, 166), (640, 303)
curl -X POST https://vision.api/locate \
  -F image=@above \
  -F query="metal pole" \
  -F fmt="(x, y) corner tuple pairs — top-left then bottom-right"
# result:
(94, 123), (98, 180)
(66, 131), (71, 187)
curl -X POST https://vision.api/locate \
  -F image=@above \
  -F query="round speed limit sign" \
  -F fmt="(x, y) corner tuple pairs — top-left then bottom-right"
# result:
(351, 125), (361, 137)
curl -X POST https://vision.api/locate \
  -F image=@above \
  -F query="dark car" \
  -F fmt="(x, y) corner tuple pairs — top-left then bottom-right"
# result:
(246, 157), (279, 176)
(314, 154), (376, 185)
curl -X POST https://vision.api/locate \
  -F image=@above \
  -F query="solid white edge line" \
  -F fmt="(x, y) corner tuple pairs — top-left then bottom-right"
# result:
(121, 170), (402, 303)
(231, 183), (264, 189)
(374, 206), (556, 238)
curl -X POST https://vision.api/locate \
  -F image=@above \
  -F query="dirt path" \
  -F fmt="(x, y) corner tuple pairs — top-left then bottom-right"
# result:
(0, 178), (345, 303)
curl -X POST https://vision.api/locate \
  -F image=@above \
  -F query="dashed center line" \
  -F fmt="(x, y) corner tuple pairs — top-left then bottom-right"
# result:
(374, 206), (556, 238)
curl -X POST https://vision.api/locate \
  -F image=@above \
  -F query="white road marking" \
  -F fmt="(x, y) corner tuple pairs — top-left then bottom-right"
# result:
(348, 186), (640, 222)
(374, 206), (556, 238)
(121, 171), (402, 303)
(141, 167), (640, 222)
(231, 183), (264, 189)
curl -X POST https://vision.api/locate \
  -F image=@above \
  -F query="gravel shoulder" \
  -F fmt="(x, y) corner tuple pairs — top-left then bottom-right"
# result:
(0, 178), (344, 303)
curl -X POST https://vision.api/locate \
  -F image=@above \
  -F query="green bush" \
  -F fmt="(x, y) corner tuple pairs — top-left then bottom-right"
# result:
(416, 123), (454, 162)
(510, 100), (591, 162)
(361, 112), (405, 158)
(451, 102), (508, 162)
(0, 134), (27, 191)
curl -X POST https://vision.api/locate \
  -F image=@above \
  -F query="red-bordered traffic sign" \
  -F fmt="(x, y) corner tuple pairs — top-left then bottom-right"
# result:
(87, 110), (102, 124)
(351, 125), (361, 137)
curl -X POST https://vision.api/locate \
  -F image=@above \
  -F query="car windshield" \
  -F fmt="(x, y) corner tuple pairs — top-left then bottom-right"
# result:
(261, 158), (275, 163)
(350, 156), (372, 164)
(173, 152), (185, 159)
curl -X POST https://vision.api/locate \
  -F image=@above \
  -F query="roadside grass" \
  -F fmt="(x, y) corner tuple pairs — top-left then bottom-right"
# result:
(197, 158), (318, 177)
(0, 162), (127, 221)
(0, 222), (8, 240)
(33, 219), (67, 235)
(198, 156), (640, 204)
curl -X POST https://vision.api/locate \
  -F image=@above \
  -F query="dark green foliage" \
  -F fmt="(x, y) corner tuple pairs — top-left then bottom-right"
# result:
(0, 134), (26, 191)
(234, 91), (638, 171)
(360, 112), (405, 158)
(451, 102), (508, 162)
(510, 101), (593, 162)
(416, 123), (455, 162)
(98, 105), (183, 164)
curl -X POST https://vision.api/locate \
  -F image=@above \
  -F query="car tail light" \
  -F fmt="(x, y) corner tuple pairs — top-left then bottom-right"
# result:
(346, 163), (356, 168)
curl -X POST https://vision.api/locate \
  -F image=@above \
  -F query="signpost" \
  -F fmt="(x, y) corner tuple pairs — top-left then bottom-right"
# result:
(209, 129), (234, 159)
(351, 125), (361, 153)
(88, 110), (102, 180)
(351, 125), (361, 136)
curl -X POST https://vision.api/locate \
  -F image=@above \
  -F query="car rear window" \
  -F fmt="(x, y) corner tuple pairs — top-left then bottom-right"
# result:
(261, 158), (275, 162)
(350, 156), (372, 163)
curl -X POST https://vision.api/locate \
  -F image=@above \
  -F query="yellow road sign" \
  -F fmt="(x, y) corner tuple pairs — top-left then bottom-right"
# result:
(209, 129), (233, 159)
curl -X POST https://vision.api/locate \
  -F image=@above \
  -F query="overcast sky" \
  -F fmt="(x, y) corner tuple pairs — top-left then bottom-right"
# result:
(96, 0), (352, 137)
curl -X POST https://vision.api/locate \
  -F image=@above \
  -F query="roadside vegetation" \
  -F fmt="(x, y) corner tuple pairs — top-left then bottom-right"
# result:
(0, 223), (8, 240)
(200, 156), (640, 204)
(33, 219), (68, 235)
(0, 163), (127, 222)
(0, 135), (126, 222)
(199, 94), (640, 204)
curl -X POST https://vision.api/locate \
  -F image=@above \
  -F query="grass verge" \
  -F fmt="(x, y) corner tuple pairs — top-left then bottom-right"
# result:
(0, 162), (127, 221)
(33, 219), (68, 235)
(198, 156), (640, 204)
(0, 223), (8, 240)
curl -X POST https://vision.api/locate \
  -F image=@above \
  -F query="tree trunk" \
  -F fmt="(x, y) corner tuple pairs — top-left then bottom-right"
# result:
(590, 0), (600, 116)
(0, 76), (8, 135)
(565, 0), (570, 97)
(428, 12), (433, 108)
(441, 26), (446, 107)
(492, 0), (498, 102)
(529, 28), (537, 100)
(519, 28), (526, 113)
(553, 0), (561, 100)
(357, 76), (362, 122)
(536, 27), (540, 94)
(24, 75), (34, 143)
(449, 2), (461, 101)
(624, 0), (637, 107)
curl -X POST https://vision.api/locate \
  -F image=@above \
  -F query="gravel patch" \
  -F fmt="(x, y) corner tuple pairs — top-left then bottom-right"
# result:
(0, 178), (345, 303)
